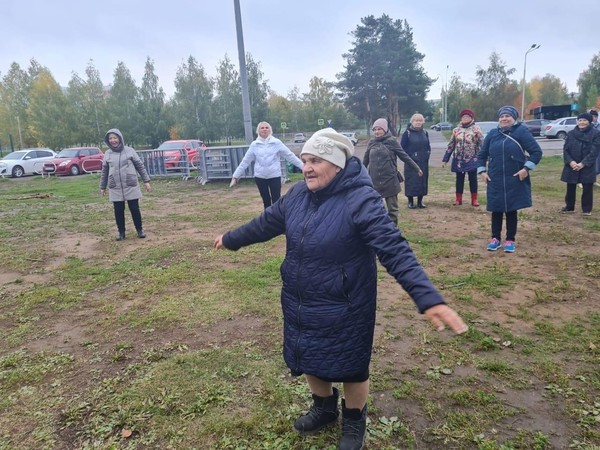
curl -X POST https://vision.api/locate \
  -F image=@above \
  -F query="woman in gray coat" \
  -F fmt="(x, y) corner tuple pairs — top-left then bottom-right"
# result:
(100, 128), (151, 240)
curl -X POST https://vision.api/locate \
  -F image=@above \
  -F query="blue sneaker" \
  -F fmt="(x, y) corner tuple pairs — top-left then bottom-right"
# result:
(487, 238), (501, 251)
(503, 240), (516, 253)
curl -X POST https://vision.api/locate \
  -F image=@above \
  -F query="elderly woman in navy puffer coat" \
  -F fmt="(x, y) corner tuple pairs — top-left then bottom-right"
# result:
(559, 112), (600, 216)
(477, 106), (543, 253)
(230, 121), (303, 209)
(215, 128), (467, 450)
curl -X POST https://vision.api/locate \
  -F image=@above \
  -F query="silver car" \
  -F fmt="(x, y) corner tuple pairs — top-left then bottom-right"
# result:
(542, 117), (577, 139)
(0, 148), (57, 178)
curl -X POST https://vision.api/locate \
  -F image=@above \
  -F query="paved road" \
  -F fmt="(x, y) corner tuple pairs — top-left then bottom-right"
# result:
(288, 130), (564, 166)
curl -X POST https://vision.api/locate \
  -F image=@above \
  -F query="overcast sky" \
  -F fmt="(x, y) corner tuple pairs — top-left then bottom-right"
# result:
(2, 0), (599, 104)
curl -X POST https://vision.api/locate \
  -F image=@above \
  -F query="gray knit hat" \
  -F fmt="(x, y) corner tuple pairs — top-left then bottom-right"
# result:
(300, 128), (354, 169)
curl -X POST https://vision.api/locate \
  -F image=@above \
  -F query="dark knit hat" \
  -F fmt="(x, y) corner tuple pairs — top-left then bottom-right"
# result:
(497, 105), (519, 120)
(459, 109), (474, 119)
(577, 112), (593, 123)
(589, 110), (598, 117)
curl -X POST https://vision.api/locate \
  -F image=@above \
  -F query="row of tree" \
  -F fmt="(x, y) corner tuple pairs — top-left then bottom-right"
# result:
(2, 14), (599, 151)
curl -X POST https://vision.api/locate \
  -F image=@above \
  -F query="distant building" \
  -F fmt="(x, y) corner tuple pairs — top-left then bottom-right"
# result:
(531, 104), (573, 120)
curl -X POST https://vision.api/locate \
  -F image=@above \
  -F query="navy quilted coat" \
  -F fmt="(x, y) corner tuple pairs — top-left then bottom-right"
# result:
(478, 123), (543, 212)
(222, 157), (445, 380)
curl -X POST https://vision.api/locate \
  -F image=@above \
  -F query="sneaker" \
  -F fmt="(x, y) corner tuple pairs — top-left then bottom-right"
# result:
(559, 207), (574, 214)
(503, 240), (516, 253)
(487, 238), (501, 251)
(582, 211), (592, 216)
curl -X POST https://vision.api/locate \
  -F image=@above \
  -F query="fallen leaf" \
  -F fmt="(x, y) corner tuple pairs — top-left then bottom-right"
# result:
(122, 429), (133, 438)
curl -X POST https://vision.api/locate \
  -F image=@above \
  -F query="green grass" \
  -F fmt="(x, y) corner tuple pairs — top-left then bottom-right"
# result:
(0, 162), (599, 449)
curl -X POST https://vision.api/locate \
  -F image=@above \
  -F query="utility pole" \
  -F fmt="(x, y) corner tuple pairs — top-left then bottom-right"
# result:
(233, 0), (253, 144)
(16, 116), (23, 149)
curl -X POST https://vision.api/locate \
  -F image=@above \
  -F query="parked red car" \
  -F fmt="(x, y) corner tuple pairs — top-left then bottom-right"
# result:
(157, 139), (206, 170)
(42, 147), (104, 176)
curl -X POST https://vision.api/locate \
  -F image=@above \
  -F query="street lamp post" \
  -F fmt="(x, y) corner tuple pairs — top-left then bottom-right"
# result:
(444, 65), (449, 123)
(521, 44), (540, 120)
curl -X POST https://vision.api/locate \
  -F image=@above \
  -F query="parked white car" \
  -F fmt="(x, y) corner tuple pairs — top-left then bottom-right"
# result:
(542, 117), (577, 139)
(340, 131), (359, 145)
(0, 148), (57, 178)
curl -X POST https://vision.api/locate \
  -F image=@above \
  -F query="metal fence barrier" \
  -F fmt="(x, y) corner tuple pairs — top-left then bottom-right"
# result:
(196, 146), (289, 185)
(136, 149), (198, 180)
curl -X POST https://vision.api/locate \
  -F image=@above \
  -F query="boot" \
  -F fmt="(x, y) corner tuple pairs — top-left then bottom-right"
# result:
(407, 197), (416, 209)
(471, 193), (480, 207)
(339, 399), (368, 450)
(294, 387), (339, 435)
(417, 197), (427, 209)
(116, 231), (126, 241)
(453, 193), (463, 205)
(137, 229), (146, 238)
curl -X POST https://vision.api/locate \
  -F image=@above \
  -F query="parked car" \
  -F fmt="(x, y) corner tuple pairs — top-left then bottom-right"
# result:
(542, 117), (577, 139)
(340, 131), (359, 145)
(294, 133), (307, 143)
(0, 148), (56, 178)
(431, 122), (453, 131)
(475, 121), (498, 140)
(42, 147), (104, 176)
(157, 139), (206, 170)
(523, 119), (550, 137)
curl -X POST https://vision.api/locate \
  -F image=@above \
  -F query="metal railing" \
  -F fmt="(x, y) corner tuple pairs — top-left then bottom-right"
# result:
(196, 146), (289, 185)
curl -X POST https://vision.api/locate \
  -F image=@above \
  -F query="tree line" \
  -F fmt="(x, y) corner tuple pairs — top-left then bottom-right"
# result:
(2, 14), (599, 151)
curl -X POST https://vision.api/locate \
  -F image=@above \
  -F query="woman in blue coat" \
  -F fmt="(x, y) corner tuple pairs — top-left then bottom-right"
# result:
(215, 128), (467, 450)
(477, 106), (543, 253)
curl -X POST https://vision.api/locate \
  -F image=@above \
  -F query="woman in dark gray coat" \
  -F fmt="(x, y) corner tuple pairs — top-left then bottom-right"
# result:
(363, 118), (422, 225)
(100, 128), (151, 240)
(560, 113), (600, 216)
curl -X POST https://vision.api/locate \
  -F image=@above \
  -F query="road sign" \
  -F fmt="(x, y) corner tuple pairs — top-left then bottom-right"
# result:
(281, 122), (287, 129)
(317, 119), (324, 126)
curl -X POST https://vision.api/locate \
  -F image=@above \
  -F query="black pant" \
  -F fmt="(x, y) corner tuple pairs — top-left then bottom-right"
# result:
(565, 183), (594, 213)
(456, 170), (478, 194)
(113, 199), (143, 232)
(491, 210), (518, 241)
(255, 177), (281, 209)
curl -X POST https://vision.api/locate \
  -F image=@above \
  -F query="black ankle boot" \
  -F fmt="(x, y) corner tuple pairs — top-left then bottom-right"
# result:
(137, 229), (146, 238)
(294, 387), (339, 434)
(417, 199), (427, 209)
(116, 232), (126, 241)
(407, 197), (416, 209)
(339, 399), (368, 450)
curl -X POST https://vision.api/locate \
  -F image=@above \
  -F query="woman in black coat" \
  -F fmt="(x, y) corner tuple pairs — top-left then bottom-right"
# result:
(560, 113), (600, 216)
(400, 113), (431, 208)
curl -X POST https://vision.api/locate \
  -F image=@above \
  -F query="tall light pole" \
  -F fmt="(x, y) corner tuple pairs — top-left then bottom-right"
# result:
(444, 65), (449, 123)
(521, 44), (540, 120)
(233, 0), (253, 144)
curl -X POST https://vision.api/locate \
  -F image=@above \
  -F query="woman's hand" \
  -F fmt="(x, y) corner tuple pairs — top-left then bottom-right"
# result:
(144, 182), (151, 192)
(229, 178), (238, 188)
(417, 169), (423, 177)
(514, 168), (529, 181)
(214, 234), (225, 249)
(100, 189), (107, 196)
(424, 304), (468, 334)
(480, 172), (491, 183)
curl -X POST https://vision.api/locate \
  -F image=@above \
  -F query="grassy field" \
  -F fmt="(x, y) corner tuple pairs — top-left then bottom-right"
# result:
(0, 157), (599, 450)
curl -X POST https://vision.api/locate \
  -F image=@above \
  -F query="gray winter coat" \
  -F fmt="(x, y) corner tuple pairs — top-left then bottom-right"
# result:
(100, 128), (151, 202)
